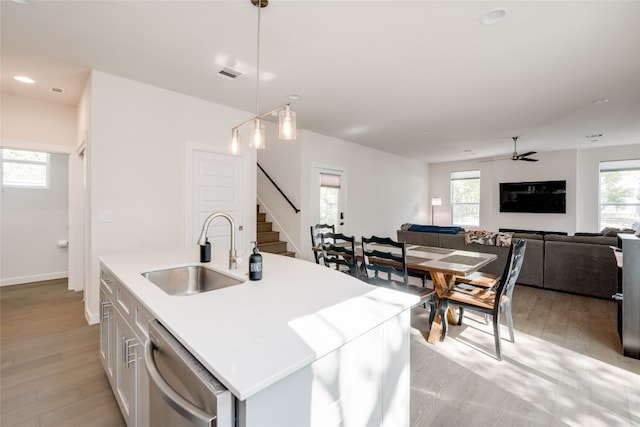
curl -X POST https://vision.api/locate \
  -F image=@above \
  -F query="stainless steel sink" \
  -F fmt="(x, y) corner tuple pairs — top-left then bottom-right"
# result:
(142, 265), (244, 296)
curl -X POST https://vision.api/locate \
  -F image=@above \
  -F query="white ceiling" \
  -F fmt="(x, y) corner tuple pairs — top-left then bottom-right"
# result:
(2, 0), (639, 163)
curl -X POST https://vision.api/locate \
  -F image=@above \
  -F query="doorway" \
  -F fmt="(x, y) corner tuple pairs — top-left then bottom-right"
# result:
(0, 147), (71, 287)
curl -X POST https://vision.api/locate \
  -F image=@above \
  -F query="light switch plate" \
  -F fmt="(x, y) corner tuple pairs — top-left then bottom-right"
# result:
(98, 210), (113, 223)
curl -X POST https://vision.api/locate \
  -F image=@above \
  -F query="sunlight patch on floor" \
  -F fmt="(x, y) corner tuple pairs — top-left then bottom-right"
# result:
(411, 309), (640, 426)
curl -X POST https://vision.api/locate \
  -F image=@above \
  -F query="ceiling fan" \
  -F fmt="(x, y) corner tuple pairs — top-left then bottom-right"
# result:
(507, 136), (538, 162)
(478, 136), (539, 163)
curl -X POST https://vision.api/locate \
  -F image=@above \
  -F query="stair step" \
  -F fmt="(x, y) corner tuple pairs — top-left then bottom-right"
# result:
(258, 241), (288, 254)
(257, 222), (272, 233)
(257, 231), (280, 243)
(256, 205), (294, 257)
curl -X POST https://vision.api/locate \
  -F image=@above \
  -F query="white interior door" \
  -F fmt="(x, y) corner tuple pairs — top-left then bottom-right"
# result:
(188, 148), (244, 250)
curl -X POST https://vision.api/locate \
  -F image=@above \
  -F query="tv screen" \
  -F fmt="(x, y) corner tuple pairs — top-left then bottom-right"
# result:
(499, 180), (566, 214)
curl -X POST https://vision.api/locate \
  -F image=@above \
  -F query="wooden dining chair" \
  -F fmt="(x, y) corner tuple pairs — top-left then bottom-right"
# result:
(310, 223), (335, 264)
(320, 232), (359, 279)
(438, 239), (527, 360)
(361, 236), (436, 322)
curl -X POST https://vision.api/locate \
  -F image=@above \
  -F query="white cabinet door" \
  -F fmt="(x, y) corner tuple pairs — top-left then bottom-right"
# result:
(99, 287), (114, 383)
(115, 309), (139, 427)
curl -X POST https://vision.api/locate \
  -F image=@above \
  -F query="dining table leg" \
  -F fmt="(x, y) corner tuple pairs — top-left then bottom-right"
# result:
(427, 271), (458, 344)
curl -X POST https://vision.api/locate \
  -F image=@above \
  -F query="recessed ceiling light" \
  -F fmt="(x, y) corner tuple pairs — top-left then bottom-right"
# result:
(591, 98), (609, 105)
(480, 8), (507, 25)
(12, 0), (33, 4)
(14, 75), (35, 84)
(288, 93), (301, 100)
(421, 131), (431, 135)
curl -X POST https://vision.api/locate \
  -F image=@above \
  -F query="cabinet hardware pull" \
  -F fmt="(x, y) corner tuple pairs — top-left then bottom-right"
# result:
(123, 337), (138, 368)
(101, 301), (111, 320)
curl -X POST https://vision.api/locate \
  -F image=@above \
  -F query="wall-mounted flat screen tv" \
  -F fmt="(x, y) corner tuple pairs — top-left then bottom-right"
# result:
(499, 180), (566, 214)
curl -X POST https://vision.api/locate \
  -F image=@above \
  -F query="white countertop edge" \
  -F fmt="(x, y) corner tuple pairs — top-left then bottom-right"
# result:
(99, 248), (419, 400)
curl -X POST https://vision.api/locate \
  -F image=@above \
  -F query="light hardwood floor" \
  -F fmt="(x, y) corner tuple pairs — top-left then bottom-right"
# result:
(409, 284), (640, 426)
(1, 279), (125, 427)
(2, 280), (639, 426)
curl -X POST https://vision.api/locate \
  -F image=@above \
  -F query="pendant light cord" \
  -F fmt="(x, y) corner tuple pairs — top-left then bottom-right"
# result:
(255, 2), (261, 118)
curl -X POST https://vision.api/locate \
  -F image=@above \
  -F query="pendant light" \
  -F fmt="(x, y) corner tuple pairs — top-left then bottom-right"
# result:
(229, 0), (297, 153)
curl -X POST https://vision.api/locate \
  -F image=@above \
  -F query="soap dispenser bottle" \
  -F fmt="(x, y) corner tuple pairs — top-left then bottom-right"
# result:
(200, 238), (211, 263)
(249, 241), (262, 281)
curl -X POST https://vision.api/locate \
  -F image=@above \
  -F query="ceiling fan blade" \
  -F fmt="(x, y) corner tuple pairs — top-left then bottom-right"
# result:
(519, 157), (539, 162)
(518, 151), (537, 157)
(478, 157), (510, 163)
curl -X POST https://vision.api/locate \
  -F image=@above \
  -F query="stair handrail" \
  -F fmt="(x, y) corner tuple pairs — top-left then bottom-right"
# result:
(257, 163), (300, 214)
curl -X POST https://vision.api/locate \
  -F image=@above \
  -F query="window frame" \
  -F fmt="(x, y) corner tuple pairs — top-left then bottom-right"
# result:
(1, 148), (51, 189)
(599, 160), (640, 230)
(450, 170), (480, 227)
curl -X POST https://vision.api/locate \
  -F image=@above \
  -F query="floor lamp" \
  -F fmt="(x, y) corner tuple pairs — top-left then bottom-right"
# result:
(431, 197), (442, 225)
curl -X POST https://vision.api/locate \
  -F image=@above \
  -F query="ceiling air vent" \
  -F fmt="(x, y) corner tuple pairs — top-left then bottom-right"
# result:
(217, 67), (242, 80)
(50, 86), (65, 95)
(586, 133), (603, 142)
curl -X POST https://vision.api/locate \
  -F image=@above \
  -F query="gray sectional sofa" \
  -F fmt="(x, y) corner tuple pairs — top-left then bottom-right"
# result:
(397, 228), (619, 299)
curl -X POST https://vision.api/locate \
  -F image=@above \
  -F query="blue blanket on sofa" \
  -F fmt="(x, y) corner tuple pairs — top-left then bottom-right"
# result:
(407, 224), (462, 234)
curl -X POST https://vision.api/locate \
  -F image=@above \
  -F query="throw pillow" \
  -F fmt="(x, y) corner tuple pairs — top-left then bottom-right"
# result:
(465, 230), (497, 246)
(495, 232), (513, 247)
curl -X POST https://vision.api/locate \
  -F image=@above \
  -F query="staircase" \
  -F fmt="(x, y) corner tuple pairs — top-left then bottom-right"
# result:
(256, 206), (295, 257)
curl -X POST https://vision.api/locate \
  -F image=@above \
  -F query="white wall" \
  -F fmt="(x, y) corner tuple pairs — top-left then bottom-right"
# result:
(85, 71), (256, 323)
(1, 153), (69, 285)
(296, 130), (429, 261)
(1, 94), (77, 147)
(257, 124), (303, 254)
(429, 144), (640, 234)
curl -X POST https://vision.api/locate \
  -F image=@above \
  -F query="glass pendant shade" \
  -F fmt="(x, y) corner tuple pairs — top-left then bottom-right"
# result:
(250, 119), (266, 149)
(278, 105), (297, 140)
(230, 128), (240, 154)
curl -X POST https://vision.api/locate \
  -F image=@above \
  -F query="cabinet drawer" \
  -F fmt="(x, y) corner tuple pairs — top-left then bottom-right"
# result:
(115, 283), (134, 320)
(134, 303), (153, 341)
(100, 268), (116, 298)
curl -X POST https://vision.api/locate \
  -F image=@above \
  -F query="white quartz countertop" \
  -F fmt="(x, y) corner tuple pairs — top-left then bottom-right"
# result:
(99, 248), (418, 400)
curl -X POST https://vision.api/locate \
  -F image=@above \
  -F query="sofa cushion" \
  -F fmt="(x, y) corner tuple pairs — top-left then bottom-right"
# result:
(543, 235), (618, 298)
(397, 230), (439, 247)
(545, 234), (617, 246)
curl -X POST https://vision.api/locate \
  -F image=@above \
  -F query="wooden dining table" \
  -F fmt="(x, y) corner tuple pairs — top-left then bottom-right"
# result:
(398, 244), (497, 343)
(317, 242), (497, 343)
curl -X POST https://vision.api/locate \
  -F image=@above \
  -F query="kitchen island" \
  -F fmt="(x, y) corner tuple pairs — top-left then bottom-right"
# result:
(99, 248), (419, 427)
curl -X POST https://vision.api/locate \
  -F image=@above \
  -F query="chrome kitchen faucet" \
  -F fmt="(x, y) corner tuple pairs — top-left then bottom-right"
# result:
(197, 212), (239, 269)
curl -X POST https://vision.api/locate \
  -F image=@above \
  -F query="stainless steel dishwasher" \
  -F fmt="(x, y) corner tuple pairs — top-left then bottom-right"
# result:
(145, 320), (235, 427)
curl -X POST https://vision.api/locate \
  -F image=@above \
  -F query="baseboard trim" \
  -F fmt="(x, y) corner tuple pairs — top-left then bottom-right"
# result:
(85, 306), (99, 325)
(1, 271), (68, 287)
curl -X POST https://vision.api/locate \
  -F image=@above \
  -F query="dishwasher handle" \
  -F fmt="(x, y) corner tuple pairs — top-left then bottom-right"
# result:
(144, 338), (216, 426)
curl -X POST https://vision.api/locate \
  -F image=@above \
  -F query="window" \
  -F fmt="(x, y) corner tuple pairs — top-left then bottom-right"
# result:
(451, 170), (480, 227)
(599, 160), (640, 230)
(1, 148), (50, 188)
(319, 172), (340, 226)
